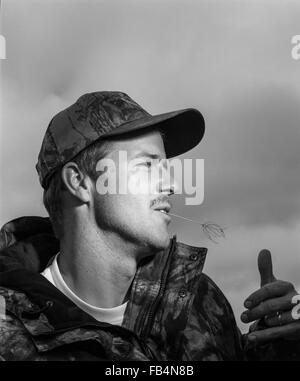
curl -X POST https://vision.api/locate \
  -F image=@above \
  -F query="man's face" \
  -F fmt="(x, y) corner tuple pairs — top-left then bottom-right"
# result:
(90, 129), (174, 257)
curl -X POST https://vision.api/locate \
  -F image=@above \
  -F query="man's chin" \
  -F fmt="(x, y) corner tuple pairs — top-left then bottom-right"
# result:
(149, 234), (171, 253)
(136, 234), (170, 260)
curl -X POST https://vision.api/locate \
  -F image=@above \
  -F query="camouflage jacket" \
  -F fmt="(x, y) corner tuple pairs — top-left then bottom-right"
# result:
(0, 217), (299, 361)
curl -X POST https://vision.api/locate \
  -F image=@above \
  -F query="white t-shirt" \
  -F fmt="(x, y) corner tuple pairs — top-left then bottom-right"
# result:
(41, 253), (127, 326)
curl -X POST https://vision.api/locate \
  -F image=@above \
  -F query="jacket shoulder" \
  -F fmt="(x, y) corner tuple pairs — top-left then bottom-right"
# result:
(0, 286), (37, 314)
(192, 273), (244, 360)
(199, 274), (232, 308)
(0, 287), (38, 360)
(196, 273), (238, 328)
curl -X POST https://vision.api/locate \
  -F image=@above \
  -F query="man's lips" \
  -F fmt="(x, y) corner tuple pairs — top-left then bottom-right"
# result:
(150, 196), (172, 221)
(152, 203), (171, 214)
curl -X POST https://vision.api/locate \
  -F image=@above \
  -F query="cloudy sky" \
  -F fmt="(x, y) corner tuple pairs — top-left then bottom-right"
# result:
(0, 0), (300, 332)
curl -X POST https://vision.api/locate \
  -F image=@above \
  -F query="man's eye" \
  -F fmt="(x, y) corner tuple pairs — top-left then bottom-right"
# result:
(139, 160), (152, 168)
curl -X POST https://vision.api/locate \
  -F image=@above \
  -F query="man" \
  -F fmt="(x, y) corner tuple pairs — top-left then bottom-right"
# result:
(0, 91), (299, 361)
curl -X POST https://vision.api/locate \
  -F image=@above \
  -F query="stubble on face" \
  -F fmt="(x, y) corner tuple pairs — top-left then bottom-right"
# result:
(90, 129), (173, 258)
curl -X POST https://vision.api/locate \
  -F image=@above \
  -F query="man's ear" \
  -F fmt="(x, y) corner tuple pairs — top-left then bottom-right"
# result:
(61, 162), (91, 203)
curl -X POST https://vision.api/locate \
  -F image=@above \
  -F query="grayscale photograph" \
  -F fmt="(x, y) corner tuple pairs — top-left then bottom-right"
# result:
(0, 0), (300, 366)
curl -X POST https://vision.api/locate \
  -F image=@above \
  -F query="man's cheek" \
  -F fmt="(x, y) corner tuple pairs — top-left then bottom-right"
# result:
(96, 166), (117, 195)
(127, 172), (153, 195)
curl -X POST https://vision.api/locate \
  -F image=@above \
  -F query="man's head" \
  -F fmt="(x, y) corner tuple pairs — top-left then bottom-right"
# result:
(38, 91), (205, 255)
(44, 128), (174, 253)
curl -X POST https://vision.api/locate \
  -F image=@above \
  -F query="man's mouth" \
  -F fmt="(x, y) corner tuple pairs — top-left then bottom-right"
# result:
(151, 196), (172, 221)
(153, 204), (171, 215)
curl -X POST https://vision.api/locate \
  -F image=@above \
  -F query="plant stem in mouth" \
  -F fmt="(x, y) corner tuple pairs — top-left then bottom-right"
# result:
(168, 213), (226, 243)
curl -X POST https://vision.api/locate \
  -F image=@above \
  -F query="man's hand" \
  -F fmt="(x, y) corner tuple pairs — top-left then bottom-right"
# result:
(241, 249), (300, 344)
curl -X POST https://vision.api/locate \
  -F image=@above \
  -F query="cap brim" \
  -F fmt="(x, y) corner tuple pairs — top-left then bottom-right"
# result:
(103, 108), (205, 158)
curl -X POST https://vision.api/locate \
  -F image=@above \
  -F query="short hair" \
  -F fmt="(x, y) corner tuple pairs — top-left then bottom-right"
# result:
(43, 139), (112, 239)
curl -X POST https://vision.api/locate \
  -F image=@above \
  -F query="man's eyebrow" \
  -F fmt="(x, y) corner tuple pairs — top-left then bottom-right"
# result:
(132, 151), (162, 160)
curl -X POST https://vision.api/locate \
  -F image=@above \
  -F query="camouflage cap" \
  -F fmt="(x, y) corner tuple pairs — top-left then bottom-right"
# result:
(36, 91), (205, 189)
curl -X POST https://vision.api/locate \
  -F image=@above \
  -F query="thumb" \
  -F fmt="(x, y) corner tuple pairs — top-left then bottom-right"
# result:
(258, 249), (276, 287)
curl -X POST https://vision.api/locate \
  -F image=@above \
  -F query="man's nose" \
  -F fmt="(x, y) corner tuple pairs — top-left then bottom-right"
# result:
(158, 164), (179, 195)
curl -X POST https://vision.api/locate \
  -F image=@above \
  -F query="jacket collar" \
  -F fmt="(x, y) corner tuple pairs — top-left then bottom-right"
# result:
(122, 237), (207, 335)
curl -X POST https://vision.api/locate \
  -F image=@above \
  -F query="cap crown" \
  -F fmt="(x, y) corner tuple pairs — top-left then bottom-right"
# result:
(36, 92), (150, 189)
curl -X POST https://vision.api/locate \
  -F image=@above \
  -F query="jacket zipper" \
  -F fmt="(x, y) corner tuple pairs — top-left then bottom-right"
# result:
(140, 237), (175, 341)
